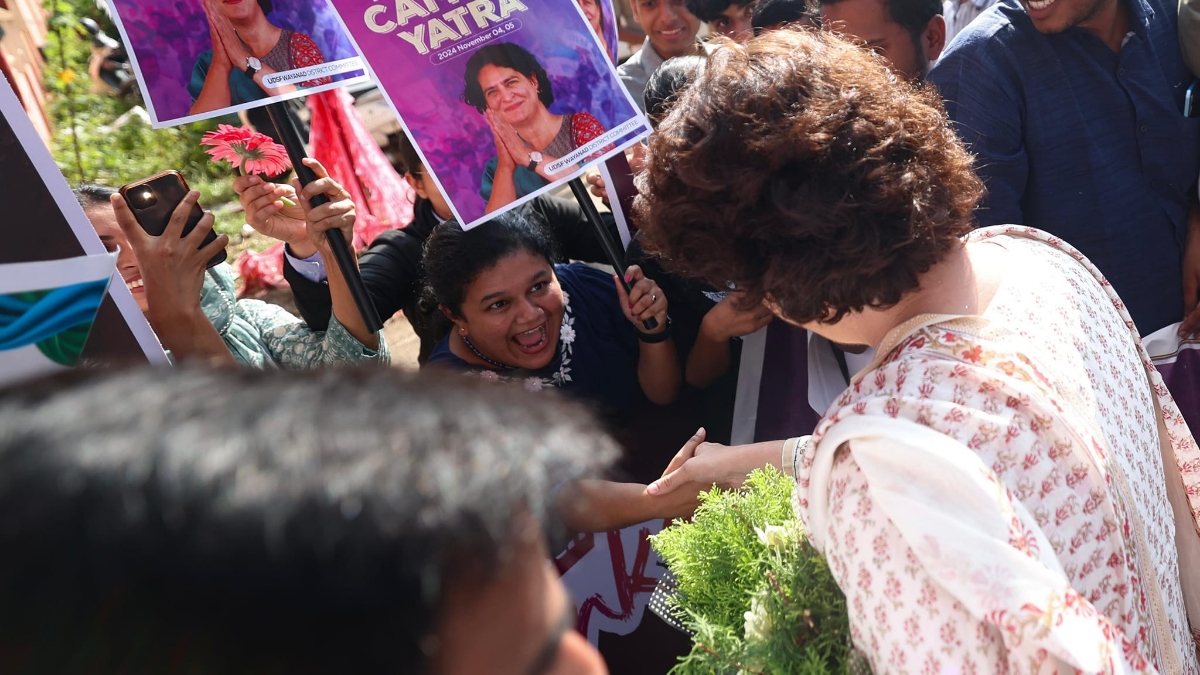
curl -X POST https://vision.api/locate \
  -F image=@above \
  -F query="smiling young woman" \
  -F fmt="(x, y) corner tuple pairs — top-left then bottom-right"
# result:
(421, 212), (680, 410)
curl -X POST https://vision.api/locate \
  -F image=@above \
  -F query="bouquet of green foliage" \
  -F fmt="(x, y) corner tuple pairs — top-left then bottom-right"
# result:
(650, 466), (859, 674)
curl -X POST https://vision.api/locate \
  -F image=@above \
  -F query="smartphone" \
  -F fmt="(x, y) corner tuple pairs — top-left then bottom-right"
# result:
(119, 171), (227, 269)
(1186, 81), (1198, 118)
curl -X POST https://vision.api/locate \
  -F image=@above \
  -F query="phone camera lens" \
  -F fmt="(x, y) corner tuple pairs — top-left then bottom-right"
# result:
(130, 188), (157, 209)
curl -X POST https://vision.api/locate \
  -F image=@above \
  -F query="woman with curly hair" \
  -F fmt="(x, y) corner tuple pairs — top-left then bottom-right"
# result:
(462, 42), (612, 213)
(643, 30), (1200, 670)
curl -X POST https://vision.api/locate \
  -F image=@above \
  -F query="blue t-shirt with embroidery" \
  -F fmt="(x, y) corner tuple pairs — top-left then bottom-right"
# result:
(425, 262), (645, 413)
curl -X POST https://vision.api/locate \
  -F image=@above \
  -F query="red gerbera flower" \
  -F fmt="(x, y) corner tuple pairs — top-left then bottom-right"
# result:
(200, 124), (291, 176)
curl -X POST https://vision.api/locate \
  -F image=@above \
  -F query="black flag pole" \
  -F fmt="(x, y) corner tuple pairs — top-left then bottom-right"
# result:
(567, 176), (657, 332)
(264, 101), (383, 334)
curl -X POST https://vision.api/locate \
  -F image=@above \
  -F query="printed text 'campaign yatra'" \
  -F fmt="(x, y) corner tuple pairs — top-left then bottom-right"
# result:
(364, 0), (529, 55)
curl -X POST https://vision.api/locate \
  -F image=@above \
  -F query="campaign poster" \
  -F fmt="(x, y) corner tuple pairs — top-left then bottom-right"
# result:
(106, 0), (370, 127)
(330, 0), (652, 229)
(0, 75), (167, 370)
(577, 0), (620, 63)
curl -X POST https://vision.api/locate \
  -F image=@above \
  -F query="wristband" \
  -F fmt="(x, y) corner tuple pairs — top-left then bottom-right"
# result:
(637, 317), (673, 343)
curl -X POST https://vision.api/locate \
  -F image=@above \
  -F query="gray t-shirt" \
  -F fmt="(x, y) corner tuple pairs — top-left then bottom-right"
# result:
(616, 38), (665, 113)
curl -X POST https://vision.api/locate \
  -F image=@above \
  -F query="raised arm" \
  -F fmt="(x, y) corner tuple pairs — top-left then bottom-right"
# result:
(615, 264), (680, 404)
(111, 191), (235, 365)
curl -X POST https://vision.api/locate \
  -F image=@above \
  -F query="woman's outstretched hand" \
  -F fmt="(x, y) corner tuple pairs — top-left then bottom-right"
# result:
(615, 265), (668, 334)
(647, 428), (761, 497)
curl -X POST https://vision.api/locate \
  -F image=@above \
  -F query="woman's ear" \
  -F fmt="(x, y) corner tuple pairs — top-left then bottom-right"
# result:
(440, 304), (467, 335)
(404, 173), (429, 200)
(762, 293), (785, 318)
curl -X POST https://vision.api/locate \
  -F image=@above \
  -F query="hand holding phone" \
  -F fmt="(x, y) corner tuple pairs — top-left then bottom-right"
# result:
(110, 187), (230, 318)
(119, 171), (227, 269)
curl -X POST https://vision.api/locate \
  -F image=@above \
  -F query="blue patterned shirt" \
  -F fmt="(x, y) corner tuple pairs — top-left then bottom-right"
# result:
(929, 0), (1200, 333)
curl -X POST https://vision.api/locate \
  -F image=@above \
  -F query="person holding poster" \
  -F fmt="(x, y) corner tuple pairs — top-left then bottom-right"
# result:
(188, 0), (331, 114)
(75, 170), (388, 369)
(462, 43), (614, 214)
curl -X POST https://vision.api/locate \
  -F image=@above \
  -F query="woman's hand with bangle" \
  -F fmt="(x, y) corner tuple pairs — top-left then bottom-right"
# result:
(615, 264), (669, 334)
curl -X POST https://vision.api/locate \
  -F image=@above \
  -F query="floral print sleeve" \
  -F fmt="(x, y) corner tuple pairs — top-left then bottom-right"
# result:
(793, 227), (1200, 673)
(236, 298), (388, 369)
(822, 442), (1148, 674)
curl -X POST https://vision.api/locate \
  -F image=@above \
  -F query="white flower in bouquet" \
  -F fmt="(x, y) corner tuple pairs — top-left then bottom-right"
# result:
(524, 377), (545, 392)
(743, 595), (772, 644)
(754, 524), (790, 548)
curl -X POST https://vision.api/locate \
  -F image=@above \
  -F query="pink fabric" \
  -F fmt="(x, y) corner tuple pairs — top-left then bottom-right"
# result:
(307, 88), (414, 248)
(236, 89), (415, 296)
(236, 241), (286, 296)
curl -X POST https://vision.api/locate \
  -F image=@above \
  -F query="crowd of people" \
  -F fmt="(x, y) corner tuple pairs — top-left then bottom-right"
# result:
(4, 0), (1200, 670)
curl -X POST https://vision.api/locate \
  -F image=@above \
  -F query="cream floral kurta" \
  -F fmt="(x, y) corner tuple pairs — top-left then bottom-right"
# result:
(787, 227), (1200, 673)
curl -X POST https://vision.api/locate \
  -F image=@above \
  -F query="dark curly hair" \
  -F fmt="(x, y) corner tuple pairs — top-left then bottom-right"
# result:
(422, 211), (558, 318)
(461, 43), (555, 114)
(633, 30), (982, 325)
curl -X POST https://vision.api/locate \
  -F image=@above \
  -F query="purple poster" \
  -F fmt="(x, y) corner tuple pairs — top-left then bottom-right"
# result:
(577, 0), (620, 63)
(107, 0), (369, 127)
(330, 0), (651, 229)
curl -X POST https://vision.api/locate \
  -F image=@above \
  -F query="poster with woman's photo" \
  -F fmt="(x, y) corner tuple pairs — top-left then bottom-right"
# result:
(106, 0), (370, 127)
(580, 0), (620, 64)
(329, 0), (650, 229)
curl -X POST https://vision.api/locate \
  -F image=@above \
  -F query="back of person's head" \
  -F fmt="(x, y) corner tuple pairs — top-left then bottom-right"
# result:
(644, 55), (707, 127)
(752, 0), (819, 31)
(635, 30), (981, 326)
(819, 0), (940, 46)
(0, 367), (616, 674)
(386, 130), (425, 178)
(684, 0), (753, 21)
(422, 212), (558, 318)
(74, 183), (116, 210)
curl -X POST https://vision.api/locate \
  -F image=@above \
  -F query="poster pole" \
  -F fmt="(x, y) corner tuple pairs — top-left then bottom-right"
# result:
(264, 101), (383, 334)
(567, 176), (657, 331)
